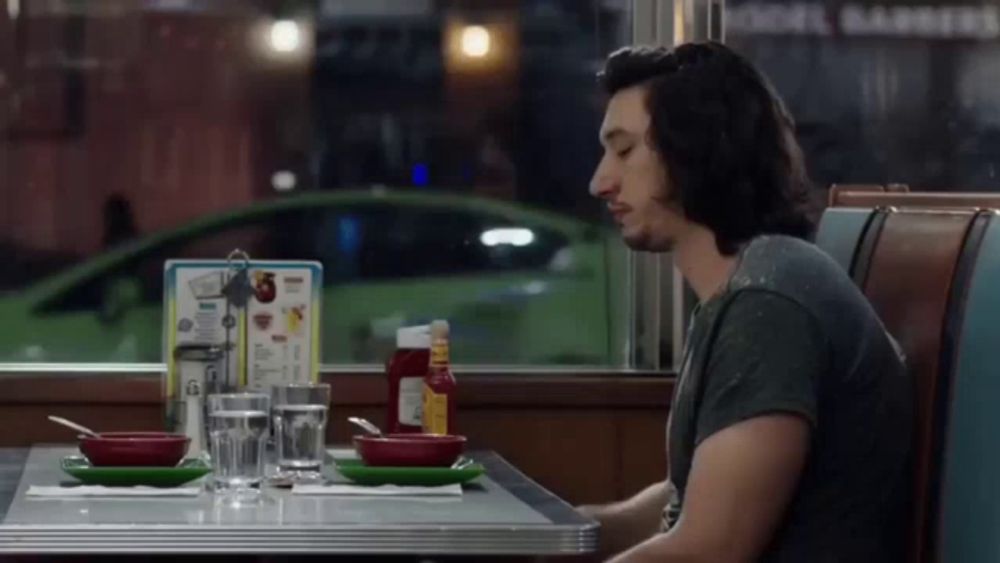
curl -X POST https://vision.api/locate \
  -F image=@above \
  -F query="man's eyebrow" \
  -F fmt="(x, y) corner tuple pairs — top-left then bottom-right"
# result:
(600, 127), (631, 143)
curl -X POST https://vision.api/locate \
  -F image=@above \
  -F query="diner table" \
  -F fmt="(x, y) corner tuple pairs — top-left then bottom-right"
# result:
(0, 446), (597, 558)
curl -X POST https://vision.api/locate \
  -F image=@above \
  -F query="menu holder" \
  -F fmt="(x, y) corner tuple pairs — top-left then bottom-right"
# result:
(163, 253), (322, 430)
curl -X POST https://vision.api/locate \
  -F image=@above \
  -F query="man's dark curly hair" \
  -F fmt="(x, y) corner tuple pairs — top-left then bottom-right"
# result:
(599, 42), (816, 255)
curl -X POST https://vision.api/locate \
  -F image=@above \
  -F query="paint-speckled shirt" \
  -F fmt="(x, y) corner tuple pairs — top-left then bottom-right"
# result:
(664, 235), (912, 562)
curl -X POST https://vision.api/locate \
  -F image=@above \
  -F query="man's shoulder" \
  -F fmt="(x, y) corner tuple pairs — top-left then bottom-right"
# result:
(728, 235), (863, 312)
(712, 235), (886, 357)
(735, 235), (844, 285)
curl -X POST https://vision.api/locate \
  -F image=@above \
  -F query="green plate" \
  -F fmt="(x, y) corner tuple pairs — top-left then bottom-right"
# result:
(334, 459), (485, 486)
(60, 456), (212, 487)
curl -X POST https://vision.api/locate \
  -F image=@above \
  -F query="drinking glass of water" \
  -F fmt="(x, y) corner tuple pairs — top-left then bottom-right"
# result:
(271, 382), (331, 482)
(207, 392), (270, 501)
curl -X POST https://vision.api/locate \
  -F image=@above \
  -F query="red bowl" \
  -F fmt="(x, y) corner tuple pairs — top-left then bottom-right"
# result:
(79, 432), (190, 467)
(354, 434), (466, 467)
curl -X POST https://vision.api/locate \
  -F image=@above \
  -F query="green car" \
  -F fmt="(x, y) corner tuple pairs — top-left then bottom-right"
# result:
(0, 189), (629, 366)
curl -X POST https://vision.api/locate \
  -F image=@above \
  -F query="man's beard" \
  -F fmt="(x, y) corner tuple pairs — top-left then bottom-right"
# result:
(622, 193), (682, 253)
(623, 228), (675, 253)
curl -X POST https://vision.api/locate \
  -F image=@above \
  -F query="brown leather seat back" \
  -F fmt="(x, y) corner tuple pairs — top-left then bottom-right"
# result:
(854, 209), (978, 563)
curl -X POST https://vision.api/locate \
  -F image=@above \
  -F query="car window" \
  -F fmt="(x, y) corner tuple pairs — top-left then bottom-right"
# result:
(299, 203), (571, 281)
(34, 199), (572, 314)
(35, 213), (295, 314)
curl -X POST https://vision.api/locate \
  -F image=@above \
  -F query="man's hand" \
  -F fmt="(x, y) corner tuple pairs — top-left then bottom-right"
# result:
(575, 481), (670, 560)
(608, 414), (809, 562)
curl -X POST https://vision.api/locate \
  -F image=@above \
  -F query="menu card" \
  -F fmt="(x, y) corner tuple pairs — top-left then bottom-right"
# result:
(163, 259), (322, 403)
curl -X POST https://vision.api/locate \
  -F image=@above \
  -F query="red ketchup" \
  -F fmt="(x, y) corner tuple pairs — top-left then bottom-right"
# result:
(386, 325), (430, 433)
(422, 320), (457, 435)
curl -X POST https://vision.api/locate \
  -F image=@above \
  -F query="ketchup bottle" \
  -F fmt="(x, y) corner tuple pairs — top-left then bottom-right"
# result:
(422, 320), (457, 435)
(386, 325), (430, 433)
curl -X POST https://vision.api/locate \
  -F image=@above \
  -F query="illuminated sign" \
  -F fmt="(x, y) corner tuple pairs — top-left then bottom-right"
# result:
(728, 3), (1000, 39)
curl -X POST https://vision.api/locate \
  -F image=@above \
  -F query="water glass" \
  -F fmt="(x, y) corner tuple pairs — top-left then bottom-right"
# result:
(271, 382), (331, 482)
(207, 392), (270, 500)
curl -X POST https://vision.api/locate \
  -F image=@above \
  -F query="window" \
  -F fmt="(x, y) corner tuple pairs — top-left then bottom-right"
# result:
(726, 0), (1000, 191)
(0, 1), (634, 367)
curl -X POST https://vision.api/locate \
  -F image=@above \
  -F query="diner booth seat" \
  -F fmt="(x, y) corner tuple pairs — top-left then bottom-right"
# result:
(936, 213), (1000, 563)
(854, 209), (980, 563)
(818, 189), (1000, 563)
(813, 207), (873, 273)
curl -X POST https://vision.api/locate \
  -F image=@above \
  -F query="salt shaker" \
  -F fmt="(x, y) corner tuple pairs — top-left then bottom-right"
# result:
(183, 379), (206, 457)
(172, 344), (224, 437)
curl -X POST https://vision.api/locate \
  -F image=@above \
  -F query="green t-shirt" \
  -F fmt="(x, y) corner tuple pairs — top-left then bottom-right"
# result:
(665, 235), (912, 562)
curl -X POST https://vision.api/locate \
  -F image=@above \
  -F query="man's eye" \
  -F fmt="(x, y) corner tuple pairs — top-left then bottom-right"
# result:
(617, 146), (633, 158)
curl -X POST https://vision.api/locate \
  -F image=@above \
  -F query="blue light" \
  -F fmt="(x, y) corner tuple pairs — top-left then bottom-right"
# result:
(411, 163), (430, 187)
(338, 216), (360, 253)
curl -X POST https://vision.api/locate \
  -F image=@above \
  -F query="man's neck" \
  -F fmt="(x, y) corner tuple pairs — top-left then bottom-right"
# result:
(674, 226), (739, 303)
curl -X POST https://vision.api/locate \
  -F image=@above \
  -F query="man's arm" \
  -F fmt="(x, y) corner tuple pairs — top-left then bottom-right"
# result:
(606, 290), (823, 562)
(608, 413), (809, 563)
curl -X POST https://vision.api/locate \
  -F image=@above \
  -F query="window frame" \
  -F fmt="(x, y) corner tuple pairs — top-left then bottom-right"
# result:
(630, 0), (719, 373)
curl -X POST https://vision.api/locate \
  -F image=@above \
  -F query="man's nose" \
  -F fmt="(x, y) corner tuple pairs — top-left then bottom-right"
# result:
(589, 161), (618, 199)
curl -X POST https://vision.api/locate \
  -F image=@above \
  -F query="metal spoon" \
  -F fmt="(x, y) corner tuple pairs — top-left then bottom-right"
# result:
(348, 416), (383, 437)
(451, 457), (474, 470)
(47, 416), (100, 438)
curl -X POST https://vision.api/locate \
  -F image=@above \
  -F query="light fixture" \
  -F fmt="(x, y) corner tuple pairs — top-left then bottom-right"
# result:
(271, 170), (297, 192)
(480, 228), (535, 247)
(269, 20), (301, 53)
(460, 25), (491, 58)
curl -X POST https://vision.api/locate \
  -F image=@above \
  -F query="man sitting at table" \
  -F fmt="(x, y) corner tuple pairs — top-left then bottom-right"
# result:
(582, 42), (912, 562)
